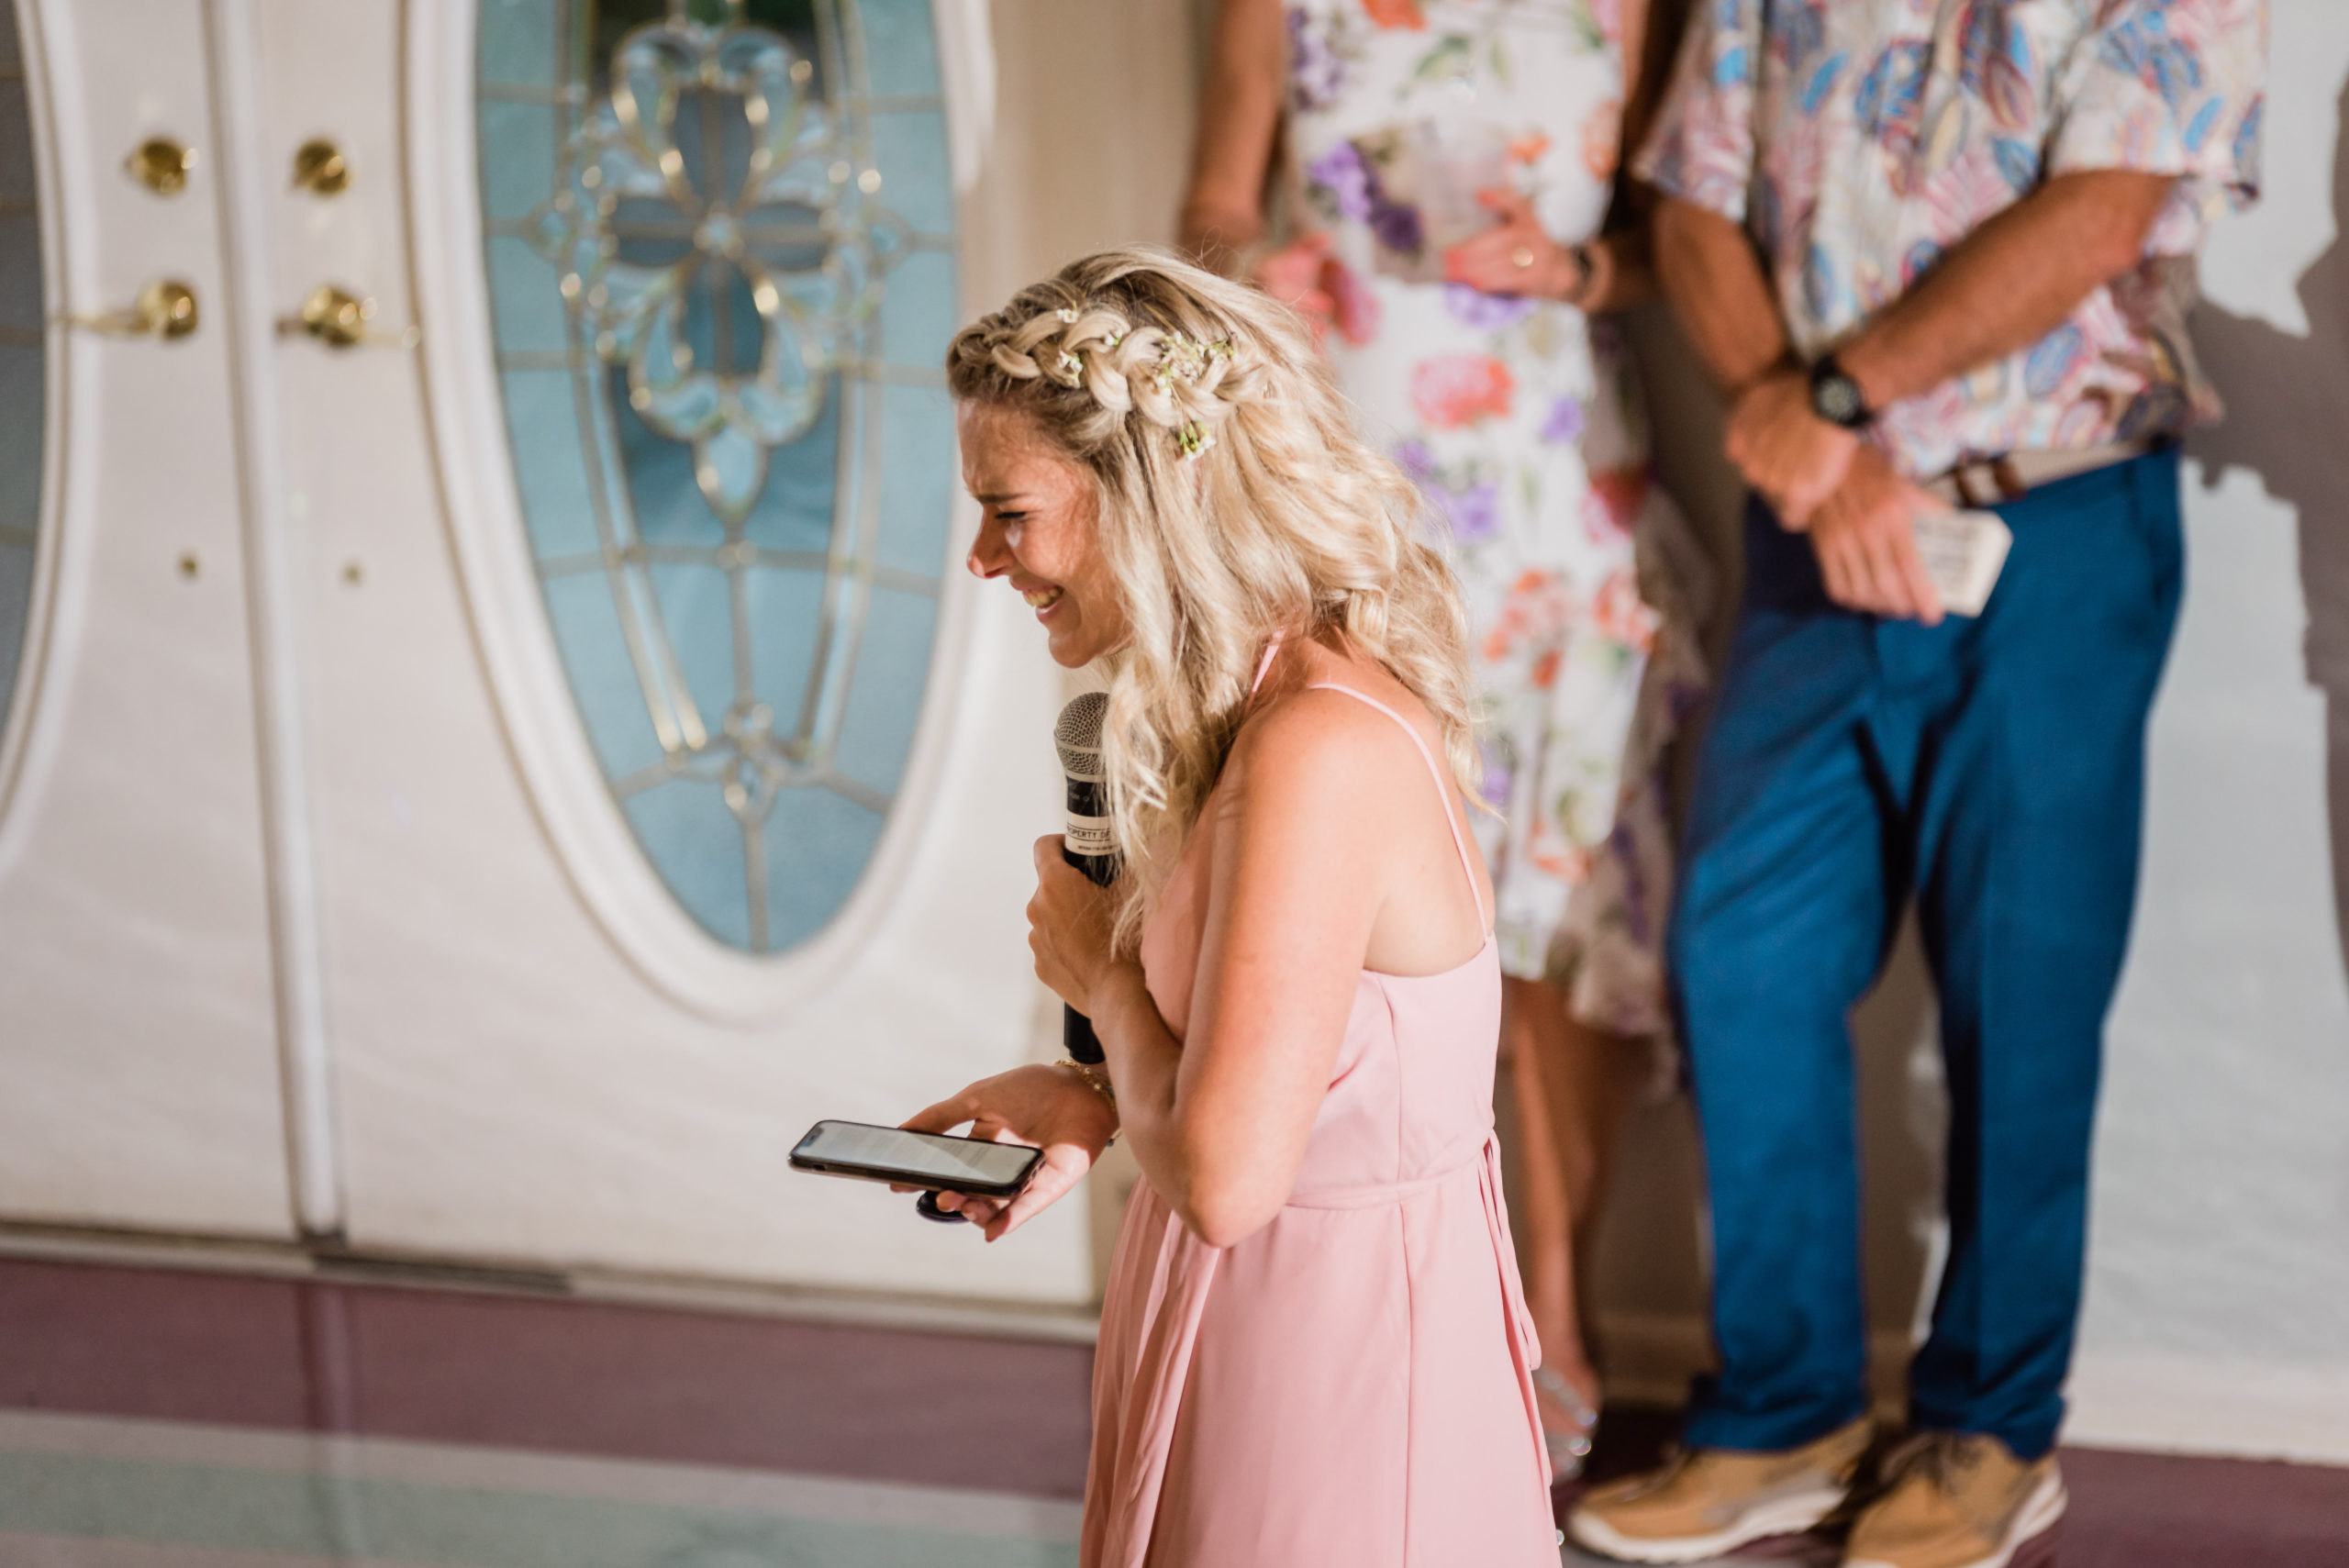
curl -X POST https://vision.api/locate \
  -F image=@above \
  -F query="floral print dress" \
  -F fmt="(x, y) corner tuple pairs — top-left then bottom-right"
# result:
(1286, 0), (1708, 1039)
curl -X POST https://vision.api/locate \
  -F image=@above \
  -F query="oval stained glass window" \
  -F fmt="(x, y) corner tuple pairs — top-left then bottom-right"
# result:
(0, 0), (41, 744)
(474, 0), (957, 953)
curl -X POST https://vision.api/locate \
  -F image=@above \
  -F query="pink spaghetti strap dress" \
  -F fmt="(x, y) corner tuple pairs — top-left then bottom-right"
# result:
(1080, 679), (1558, 1568)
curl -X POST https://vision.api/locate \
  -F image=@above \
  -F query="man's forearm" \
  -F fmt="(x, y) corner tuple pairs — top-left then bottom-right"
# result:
(1840, 170), (2176, 413)
(1653, 195), (1794, 398)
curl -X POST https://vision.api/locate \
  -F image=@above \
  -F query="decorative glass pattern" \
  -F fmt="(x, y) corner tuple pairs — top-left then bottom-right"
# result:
(0, 0), (43, 741)
(475, 0), (956, 952)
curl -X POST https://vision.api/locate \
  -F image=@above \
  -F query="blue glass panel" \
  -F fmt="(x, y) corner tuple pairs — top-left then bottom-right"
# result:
(0, 100), (27, 202)
(853, 0), (942, 97)
(476, 100), (560, 222)
(877, 249), (955, 370)
(540, 572), (667, 778)
(484, 238), (569, 357)
(0, 0), (41, 749)
(745, 566), (826, 737)
(498, 369), (603, 558)
(865, 112), (952, 234)
(0, 541), (28, 715)
(742, 391), (840, 554)
(833, 586), (934, 795)
(478, 0), (562, 88)
(874, 383), (951, 579)
(763, 788), (883, 950)
(0, 345), (40, 526)
(624, 779), (752, 949)
(479, 0), (958, 955)
(609, 367), (728, 550)
(644, 560), (735, 728)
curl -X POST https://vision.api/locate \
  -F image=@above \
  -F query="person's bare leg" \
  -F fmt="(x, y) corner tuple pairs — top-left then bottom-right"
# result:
(1504, 975), (1646, 1426)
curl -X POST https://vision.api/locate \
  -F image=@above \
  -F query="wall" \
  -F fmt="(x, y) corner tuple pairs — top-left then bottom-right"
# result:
(2072, 0), (2349, 1459)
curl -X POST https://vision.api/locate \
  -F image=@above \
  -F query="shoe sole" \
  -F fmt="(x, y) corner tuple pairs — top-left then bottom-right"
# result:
(1566, 1486), (1848, 1564)
(1842, 1473), (2069, 1568)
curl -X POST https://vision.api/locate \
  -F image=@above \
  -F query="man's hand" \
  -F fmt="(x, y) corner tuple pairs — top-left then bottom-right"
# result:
(1727, 368), (1859, 526)
(1805, 444), (1944, 626)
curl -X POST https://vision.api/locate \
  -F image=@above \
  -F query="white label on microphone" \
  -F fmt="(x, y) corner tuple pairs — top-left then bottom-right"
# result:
(1065, 812), (1115, 858)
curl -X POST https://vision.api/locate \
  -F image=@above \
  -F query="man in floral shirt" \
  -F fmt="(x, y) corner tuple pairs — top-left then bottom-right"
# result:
(1568, 4), (2266, 1566)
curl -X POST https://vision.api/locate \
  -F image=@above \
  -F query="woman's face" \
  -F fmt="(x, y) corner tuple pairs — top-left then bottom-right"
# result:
(961, 401), (1127, 668)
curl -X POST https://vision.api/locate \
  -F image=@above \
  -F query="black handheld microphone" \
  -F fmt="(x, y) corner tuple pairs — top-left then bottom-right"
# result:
(1054, 693), (1116, 1064)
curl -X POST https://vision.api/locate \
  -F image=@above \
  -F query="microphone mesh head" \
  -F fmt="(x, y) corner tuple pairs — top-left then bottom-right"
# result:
(1054, 691), (1109, 781)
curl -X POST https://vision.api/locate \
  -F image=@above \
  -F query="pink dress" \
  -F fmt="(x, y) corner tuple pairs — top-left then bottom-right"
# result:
(1080, 682), (1558, 1568)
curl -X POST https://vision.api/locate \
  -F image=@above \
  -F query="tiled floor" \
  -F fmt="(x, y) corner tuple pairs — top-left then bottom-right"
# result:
(3, 1255), (2345, 1567)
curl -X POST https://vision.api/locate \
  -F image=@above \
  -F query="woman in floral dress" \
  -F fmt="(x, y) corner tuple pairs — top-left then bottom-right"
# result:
(1179, 0), (1709, 1476)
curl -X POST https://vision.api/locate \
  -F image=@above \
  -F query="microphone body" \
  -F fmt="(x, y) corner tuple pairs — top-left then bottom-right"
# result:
(1055, 694), (1116, 1064)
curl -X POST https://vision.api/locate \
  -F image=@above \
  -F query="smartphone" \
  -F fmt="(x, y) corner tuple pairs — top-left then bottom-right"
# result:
(789, 1119), (1042, 1199)
(1911, 506), (2013, 617)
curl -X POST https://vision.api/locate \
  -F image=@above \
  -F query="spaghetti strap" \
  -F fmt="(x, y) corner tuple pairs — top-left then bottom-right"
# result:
(1251, 639), (1283, 695)
(1306, 683), (1487, 931)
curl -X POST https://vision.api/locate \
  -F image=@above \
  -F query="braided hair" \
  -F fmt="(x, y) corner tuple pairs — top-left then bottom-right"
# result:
(947, 247), (1478, 951)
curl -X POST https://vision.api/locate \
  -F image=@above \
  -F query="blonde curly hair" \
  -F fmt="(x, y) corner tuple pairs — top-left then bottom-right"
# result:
(948, 246), (1478, 951)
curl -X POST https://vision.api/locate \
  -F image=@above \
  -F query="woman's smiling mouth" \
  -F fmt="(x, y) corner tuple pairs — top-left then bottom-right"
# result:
(1024, 585), (1065, 613)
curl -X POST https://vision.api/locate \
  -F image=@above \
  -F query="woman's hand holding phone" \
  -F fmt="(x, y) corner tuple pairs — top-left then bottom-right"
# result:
(899, 1063), (1119, 1241)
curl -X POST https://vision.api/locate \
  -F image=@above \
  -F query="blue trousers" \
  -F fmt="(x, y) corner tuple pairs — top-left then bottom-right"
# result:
(1671, 448), (2184, 1461)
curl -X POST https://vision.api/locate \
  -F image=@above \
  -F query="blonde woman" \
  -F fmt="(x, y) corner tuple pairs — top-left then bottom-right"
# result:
(1179, 0), (1714, 1476)
(901, 249), (1557, 1566)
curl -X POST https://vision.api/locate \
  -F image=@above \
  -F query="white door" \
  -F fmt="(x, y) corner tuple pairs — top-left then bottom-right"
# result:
(0, 0), (1088, 1306)
(0, 0), (299, 1239)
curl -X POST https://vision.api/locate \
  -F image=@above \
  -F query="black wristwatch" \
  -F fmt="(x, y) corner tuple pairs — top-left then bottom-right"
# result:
(1809, 352), (1873, 429)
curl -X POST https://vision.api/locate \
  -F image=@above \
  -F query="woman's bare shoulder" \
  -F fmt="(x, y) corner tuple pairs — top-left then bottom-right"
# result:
(1220, 652), (1439, 818)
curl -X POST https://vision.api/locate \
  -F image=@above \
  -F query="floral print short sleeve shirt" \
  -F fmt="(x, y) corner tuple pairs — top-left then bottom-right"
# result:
(1635, 0), (2268, 478)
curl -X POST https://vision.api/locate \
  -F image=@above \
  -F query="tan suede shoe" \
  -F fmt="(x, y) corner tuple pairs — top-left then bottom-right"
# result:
(1566, 1417), (1872, 1563)
(1842, 1432), (2066, 1568)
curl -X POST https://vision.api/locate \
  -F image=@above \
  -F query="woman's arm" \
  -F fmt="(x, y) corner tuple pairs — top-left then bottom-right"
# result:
(1178, 0), (1287, 273)
(1031, 694), (1435, 1248)
(1440, 0), (1665, 313)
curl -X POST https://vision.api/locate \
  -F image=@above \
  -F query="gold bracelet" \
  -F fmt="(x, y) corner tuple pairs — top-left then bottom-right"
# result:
(1058, 1058), (1119, 1147)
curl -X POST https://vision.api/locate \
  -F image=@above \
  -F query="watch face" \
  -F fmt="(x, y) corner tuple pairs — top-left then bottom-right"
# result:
(1814, 370), (1865, 427)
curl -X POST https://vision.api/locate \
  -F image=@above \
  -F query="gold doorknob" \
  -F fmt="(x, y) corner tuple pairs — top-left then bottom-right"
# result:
(125, 137), (196, 195)
(280, 284), (418, 350)
(66, 278), (200, 339)
(291, 139), (350, 196)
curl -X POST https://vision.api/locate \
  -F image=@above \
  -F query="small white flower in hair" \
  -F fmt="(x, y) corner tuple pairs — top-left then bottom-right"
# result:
(1154, 331), (1220, 392)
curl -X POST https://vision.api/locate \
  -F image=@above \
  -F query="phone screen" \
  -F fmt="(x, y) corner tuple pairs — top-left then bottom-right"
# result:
(791, 1120), (1041, 1193)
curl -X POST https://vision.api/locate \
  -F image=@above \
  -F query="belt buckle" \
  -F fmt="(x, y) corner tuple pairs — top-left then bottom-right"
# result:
(1948, 456), (2029, 507)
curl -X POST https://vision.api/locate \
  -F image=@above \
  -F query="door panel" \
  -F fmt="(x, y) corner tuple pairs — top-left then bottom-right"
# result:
(0, 0), (293, 1236)
(0, 0), (1085, 1303)
(288, 0), (1088, 1301)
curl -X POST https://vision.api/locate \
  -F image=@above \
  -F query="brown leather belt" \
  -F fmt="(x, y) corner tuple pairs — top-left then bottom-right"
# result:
(1919, 439), (2154, 507)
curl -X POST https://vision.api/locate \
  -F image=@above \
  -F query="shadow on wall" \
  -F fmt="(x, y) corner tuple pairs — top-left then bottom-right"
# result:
(2188, 80), (2349, 982)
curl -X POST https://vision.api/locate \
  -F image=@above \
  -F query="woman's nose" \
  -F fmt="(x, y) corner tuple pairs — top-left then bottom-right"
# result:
(967, 516), (1009, 579)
